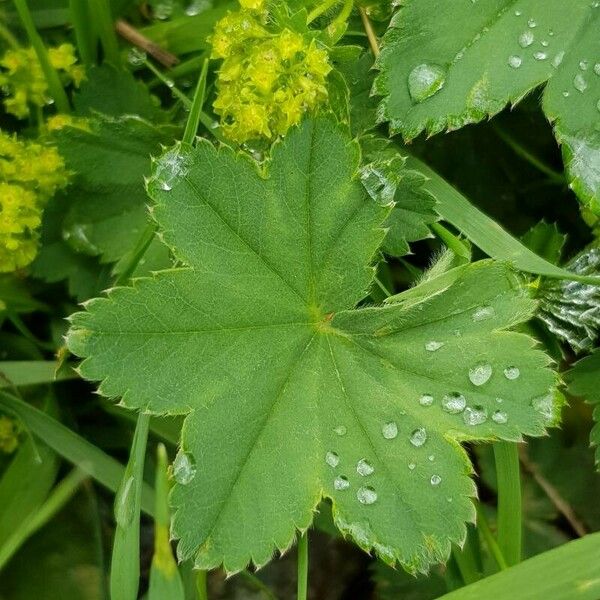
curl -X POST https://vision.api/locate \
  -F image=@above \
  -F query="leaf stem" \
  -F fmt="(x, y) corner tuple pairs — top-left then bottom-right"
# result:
(0, 21), (20, 49)
(182, 59), (209, 146)
(307, 0), (338, 24)
(451, 543), (480, 585)
(431, 222), (471, 262)
(297, 532), (309, 600)
(359, 7), (380, 57)
(237, 571), (278, 600)
(114, 221), (157, 286)
(13, 0), (71, 114)
(476, 504), (508, 571)
(196, 570), (208, 600)
(494, 442), (522, 567)
(89, 0), (120, 66)
(69, 0), (95, 67)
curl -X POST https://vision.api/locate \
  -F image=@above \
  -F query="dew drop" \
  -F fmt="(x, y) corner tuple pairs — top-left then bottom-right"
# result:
(334, 425), (347, 436)
(468, 362), (493, 386)
(519, 30), (534, 48)
(408, 462), (416, 470)
(127, 47), (147, 67)
(541, 40), (549, 47)
(527, 18), (537, 28)
(514, 9), (522, 16)
(552, 51), (565, 68)
(508, 55), (522, 69)
(357, 486), (377, 505)
(430, 474), (442, 486)
(408, 63), (447, 103)
(409, 427), (427, 447)
(597, 99), (600, 112)
(548, 29), (554, 36)
(503, 366), (520, 380)
(428, 454), (435, 462)
(472, 305), (495, 321)
(419, 393), (434, 407)
(574, 73), (588, 93)
(562, 91), (570, 97)
(425, 340), (444, 352)
(463, 405), (488, 426)
(334, 475), (350, 490)
(325, 451), (340, 468)
(579, 60), (589, 71)
(531, 394), (554, 421)
(173, 451), (196, 485)
(533, 51), (547, 61)
(594, 63), (600, 76)
(492, 409), (508, 424)
(442, 392), (467, 414)
(496, 397), (504, 404)
(357, 458), (375, 476)
(382, 421), (398, 439)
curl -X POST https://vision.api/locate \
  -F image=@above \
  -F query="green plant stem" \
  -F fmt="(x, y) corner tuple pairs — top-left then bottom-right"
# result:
(69, 0), (95, 66)
(494, 442), (522, 567)
(431, 222), (471, 262)
(0, 468), (87, 570)
(476, 504), (508, 571)
(238, 571), (278, 600)
(7, 312), (55, 351)
(114, 221), (158, 286)
(196, 570), (208, 600)
(110, 412), (150, 600)
(493, 125), (564, 184)
(306, 0), (338, 23)
(0, 21), (20, 49)
(359, 7), (380, 57)
(89, 0), (120, 65)
(451, 545), (480, 585)
(330, 0), (353, 30)
(297, 533), (308, 600)
(13, 0), (71, 114)
(182, 59), (208, 145)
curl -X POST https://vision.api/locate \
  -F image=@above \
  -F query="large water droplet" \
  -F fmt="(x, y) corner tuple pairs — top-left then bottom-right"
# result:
(419, 393), (434, 407)
(463, 405), (488, 426)
(519, 30), (534, 47)
(552, 51), (565, 68)
(325, 451), (340, 468)
(503, 366), (520, 380)
(492, 409), (508, 424)
(334, 475), (350, 490)
(508, 55), (522, 69)
(442, 392), (466, 414)
(472, 305), (495, 321)
(430, 474), (442, 486)
(173, 451), (196, 485)
(357, 458), (375, 476)
(382, 421), (398, 439)
(127, 47), (147, 67)
(425, 340), (444, 352)
(468, 362), (493, 386)
(531, 394), (554, 421)
(533, 51), (547, 61)
(334, 425), (347, 436)
(573, 73), (588, 93)
(594, 63), (600, 76)
(357, 486), (377, 505)
(408, 64), (447, 103)
(409, 427), (427, 447)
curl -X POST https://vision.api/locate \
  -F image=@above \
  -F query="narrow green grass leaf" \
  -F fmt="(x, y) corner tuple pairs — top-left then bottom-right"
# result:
(0, 391), (155, 515)
(438, 532), (600, 600)
(407, 156), (600, 286)
(0, 361), (77, 387)
(110, 412), (150, 600)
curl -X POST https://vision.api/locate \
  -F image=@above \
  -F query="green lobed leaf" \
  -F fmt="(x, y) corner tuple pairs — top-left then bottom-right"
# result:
(67, 117), (556, 574)
(565, 348), (600, 467)
(375, 0), (600, 211)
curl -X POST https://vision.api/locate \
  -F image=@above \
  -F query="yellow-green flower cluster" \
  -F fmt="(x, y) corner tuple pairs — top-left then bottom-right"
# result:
(211, 4), (331, 143)
(0, 44), (85, 119)
(0, 415), (19, 454)
(0, 131), (69, 272)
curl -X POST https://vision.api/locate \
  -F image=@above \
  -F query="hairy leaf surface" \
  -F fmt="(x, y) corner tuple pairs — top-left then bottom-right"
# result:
(67, 118), (555, 573)
(376, 0), (600, 211)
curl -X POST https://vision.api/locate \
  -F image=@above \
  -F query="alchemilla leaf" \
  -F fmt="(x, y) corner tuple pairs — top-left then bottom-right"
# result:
(67, 117), (555, 573)
(375, 0), (600, 212)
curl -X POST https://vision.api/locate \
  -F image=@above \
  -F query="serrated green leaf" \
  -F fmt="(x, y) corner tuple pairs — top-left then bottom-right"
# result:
(66, 117), (555, 574)
(376, 0), (600, 211)
(521, 222), (566, 265)
(566, 348), (600, 467)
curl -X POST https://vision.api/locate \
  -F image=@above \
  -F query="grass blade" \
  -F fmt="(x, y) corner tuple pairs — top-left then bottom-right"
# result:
(0, 361), (77, 387)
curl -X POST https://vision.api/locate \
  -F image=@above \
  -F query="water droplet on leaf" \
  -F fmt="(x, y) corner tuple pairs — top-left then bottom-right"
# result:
(573, 73), (588, 92)
(334, 425), (347, 436)
(472, 305), (495, 321)
(468, 362), (493, 386)
(492, 410), (508, 424)
(527, 18), (537, 27)
(463, 405), (488, 425)
(409, 427), (427, 447)
(442, 392), (466, 414)
(325, 451), (340, 468)
(531, 394), (554, 421)
(357, 486), (377, 505)
(508, 55), (522, 68)
(356, 458), (375, 476)
(173, 451), (196, 485)
(408, 64), (447, 103)
(425, 340), (444, 352)
(533, 51), (547, 61)
(552, 51), (565, 68)
(503, 366), (520, 380)
(430, 474), (442, 486)
(419, 394), (434, 407)
(334, 475), (350, 490)
(382, 421), (398, 439)
(519, 30), (534, 47)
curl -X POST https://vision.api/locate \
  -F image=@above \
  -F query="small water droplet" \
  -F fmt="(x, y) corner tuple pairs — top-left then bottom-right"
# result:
(579, 60), (589, 71)
(409, 428), (427, 447)
(503, 366), (520, 380)
(173, 451), (196, 485)
(519, 30), (534, 48)
(325, 451), (340, 468)
(514, 9), (522, 16)
(541, 40), (549, 47)
(468, 362), (493, 386)
(442, 392), (467, 414)
(382, 421), (398, 439)
(527, 18), (537, 27)
(562, 90), (570, 97)
(574, 73), (588, 93)
(447, 496), (453, 502)
(357, 458), (375, 476)
(496, 397), (504, 404)
(531, 394), (554, 421)
(425, 340), (444, 352)
(508, 55), (522, 69)
(594, 63), (600, 76)
(334, 425), (347, 436)
(419, 394), (434, 407)
(357, 486), (377, 505)
(127, 47), (147, 66)
(463, 405), (488, 426)
(597, 99), (600, 112)
(492, 410), (508, 424)
(408, 462), (416, 470)
(334, 475), (350, 490)
(430, 474), (442, 486)
(533, 51), (547, 61)
(552, 51), (565, 68)
(548, 29), (554, 36)
(473, 305), (495, 321)
(408, 63), (447, 103)
(428, 454), (435, 462)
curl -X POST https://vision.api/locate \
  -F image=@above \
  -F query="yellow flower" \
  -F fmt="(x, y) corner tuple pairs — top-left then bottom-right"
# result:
(239, 0), (265, 10)
(46, 113), (90, 132)
(0, 416), (19, 454)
